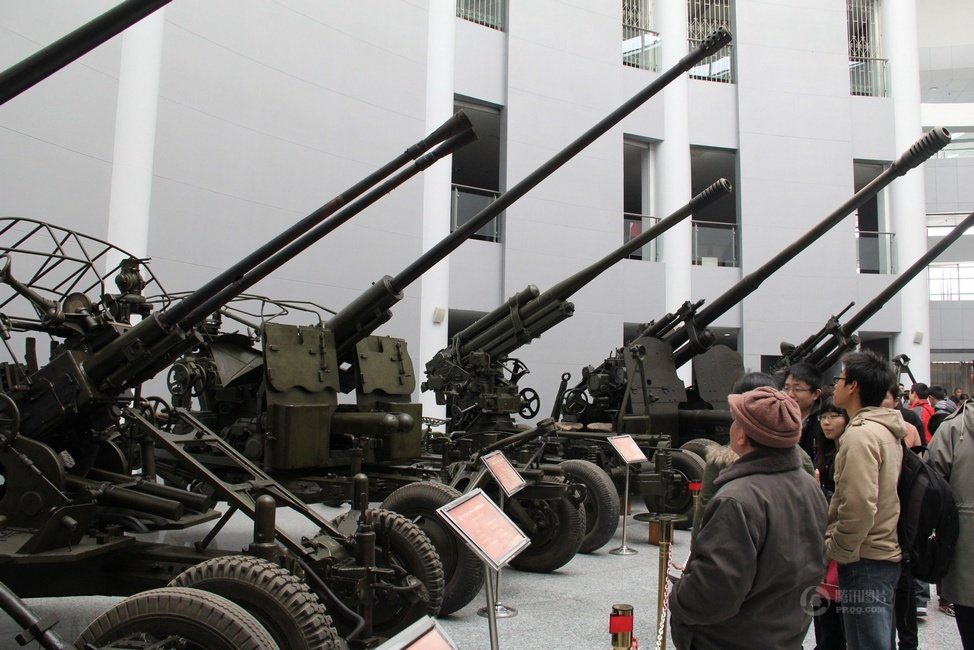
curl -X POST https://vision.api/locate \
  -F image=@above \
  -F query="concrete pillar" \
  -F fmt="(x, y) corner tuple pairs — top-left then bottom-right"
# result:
(655, 1), (692, 382)
(884, 0), (930, 378)
(106, 9), (165, 269)
(418, 0), (456, 418)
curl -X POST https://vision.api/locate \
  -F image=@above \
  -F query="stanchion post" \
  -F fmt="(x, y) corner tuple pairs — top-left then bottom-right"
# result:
(478, 491), (518, 618)
(610, 603), (634, 649)
(656, 516), (676, 650)
(689, 480), (703, 533)
(609, 467), (637, 555)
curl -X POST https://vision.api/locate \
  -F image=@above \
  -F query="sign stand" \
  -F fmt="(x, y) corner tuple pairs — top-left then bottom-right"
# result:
(607, 434), (648, 556)
(476, 450), (526, 620)
(438, 488), (531, 650)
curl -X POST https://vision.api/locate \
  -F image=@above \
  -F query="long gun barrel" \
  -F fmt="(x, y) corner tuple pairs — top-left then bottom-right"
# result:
(325, 28), (734, 359)
(805, 210), (974, 370)
(14, 114), (474, 441)
(0, 0), (171, 106)
(453, 179), (733, 361)
(772, 300), (855, 372)
(666, 127), (952, 367)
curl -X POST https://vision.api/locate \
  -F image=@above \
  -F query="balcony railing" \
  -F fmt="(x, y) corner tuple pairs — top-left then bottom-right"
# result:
(451, 184), (501, 242)
(849, 56), (888, 97)
(623, 25), (661, 71)
(624, 213), (661, 261)
(856, 230), (895, 274)
(688, 39), (734, 83)
(457, 0), (505, 30)
(692, 220), (737, 266)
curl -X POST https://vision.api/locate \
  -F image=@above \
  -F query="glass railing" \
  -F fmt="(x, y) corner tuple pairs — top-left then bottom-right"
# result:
(451, 184), (501, 242)
(692, 220), (737, 266)
(456, 0), (505, 30)
(856, 230), (895, 274)
(849, 56), (888, 97)
(688, 39), (734, 83)
(624, 213), (661, 261)
(623, 26), (661, 71)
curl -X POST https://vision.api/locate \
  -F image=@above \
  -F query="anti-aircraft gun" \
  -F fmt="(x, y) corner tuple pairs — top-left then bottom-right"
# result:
(411, 181), (731, 551)
(153, 28), (735, 615)
(0, 2), (482, 644)
(555, 128), (952, 522)
(772, 210), (974, 375)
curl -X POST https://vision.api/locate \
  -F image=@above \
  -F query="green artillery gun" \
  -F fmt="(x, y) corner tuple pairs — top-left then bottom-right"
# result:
(416, 180), (731, 551)
(0, 2), (484, 645)
(772, 210), (974, 375)
(152, 28), (735, 617)
(553, 127), (952, 524)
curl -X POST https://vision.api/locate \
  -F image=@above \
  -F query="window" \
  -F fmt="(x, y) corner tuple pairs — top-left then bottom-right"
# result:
(457, 0), (505, 31)
(854, 161), (894, 274)
(688, 0), (734, 83)
(847, 0), (887, 97)
(623, 0), (660, 71)
(624, 140), (658, 261)
(690, 146), (737, 266)
(452, 100), (502, 242)
(930, 263), (974, 301)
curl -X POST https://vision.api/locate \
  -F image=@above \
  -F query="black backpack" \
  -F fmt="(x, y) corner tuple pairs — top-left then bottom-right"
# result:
(896, 441), (959, 583)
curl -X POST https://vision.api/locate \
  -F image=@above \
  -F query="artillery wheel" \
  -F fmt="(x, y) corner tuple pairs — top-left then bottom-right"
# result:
(518, 388), (541, 419)
(381, 482), (485, 616)
(644, 449), (705, 530)
(507, 495), (584, 573)
(679, 437), (720, 462)
(76, 586), (279, 650)
(559, 459), (620, 553)
(169, 555), (342, 649)
(350, 508), (445, 635)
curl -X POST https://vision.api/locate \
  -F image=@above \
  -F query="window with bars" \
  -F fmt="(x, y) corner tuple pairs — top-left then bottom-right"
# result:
(688, 0), (734, 83)
(847, 0), (887, 97)
(623, 0), (660, 71)
(457, 0), (505, 31)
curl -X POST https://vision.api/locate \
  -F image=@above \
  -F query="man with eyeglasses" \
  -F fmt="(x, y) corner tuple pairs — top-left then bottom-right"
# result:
(827, 350), (906, 649)
(783, 362), (824, 460)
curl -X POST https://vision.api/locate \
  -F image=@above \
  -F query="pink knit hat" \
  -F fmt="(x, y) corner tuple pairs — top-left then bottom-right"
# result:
(727, 386), (802, 448)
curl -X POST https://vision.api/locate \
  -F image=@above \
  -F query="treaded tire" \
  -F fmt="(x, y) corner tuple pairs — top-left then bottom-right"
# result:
(76, 586), (279, 650)
(169, 555), (343, 649)
(644, 448), (706, 530)
(507, 495), (583, 573)
(560, 459), (620, 553)
(365, 508), (446, 634)
(382, 482), (485, 616)
(679, 437), (720, 462)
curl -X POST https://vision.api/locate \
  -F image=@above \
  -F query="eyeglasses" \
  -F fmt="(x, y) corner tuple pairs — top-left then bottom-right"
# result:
(819, 413), (845, 421)
(833, 376), (848, 384)
(783, 384), (814, 394)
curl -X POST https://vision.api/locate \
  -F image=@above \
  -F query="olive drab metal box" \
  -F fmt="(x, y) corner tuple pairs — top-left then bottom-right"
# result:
(354, 335), (423, 461)
(263, 322), (338, 469)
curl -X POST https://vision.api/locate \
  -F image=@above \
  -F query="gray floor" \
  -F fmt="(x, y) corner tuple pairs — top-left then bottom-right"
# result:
(1, 503), (963, 649)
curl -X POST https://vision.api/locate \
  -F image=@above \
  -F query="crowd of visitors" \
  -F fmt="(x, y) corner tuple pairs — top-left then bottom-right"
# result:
(669, 351), (971, 650)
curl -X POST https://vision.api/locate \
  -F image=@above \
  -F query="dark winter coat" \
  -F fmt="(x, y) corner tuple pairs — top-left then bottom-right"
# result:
(670, 447), (828, 650)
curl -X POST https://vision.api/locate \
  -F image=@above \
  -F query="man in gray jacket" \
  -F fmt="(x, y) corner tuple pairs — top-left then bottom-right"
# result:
(928, 402), (974, 648)
(828, 350), (905, 649)
(669, 387), (828, 649)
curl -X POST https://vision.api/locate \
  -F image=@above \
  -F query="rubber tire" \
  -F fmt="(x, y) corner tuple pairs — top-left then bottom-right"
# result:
(365, 508), (446, 635)
(169, 555), (342, 650)
(559, 459), (620, 553)
(644, 449), (706, 530)
(381, 482), (485, 616)
(77, 586), (279, 650)
(679, 437), (720, 462)
(507, 494), (584, 573)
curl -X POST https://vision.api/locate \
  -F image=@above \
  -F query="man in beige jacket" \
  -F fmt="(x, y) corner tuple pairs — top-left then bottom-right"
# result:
(828, 350), (905, 649)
